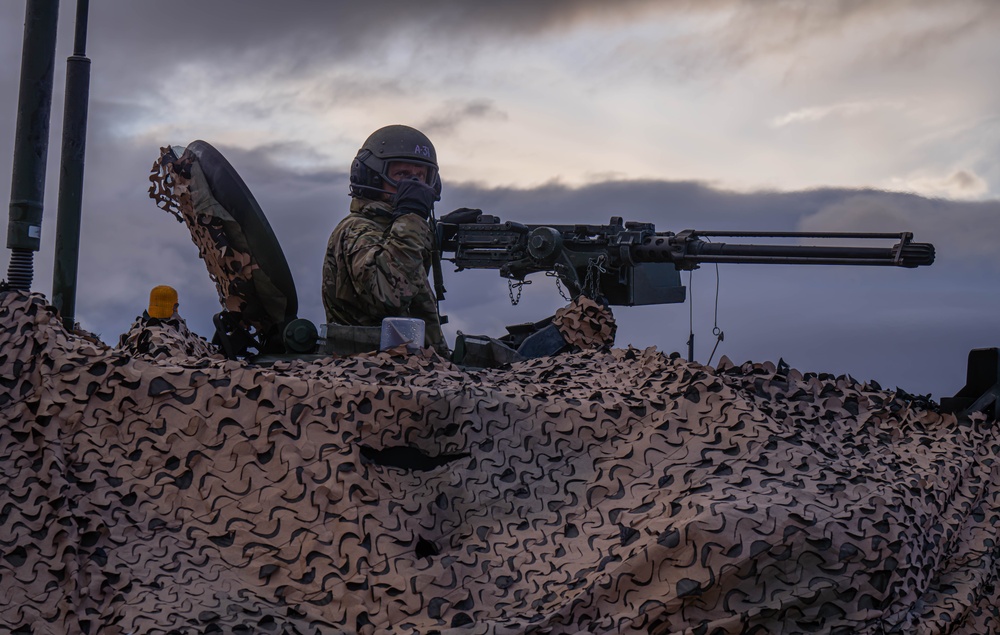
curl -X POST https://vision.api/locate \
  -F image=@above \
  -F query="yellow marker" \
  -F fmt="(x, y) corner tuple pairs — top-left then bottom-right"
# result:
(148, 285), (178, 319)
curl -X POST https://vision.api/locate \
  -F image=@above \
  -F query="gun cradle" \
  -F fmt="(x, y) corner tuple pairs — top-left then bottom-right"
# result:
(439, 216), (686, 306)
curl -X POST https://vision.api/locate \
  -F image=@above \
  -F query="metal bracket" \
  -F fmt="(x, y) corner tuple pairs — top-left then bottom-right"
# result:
(941, 348), (1000, 419)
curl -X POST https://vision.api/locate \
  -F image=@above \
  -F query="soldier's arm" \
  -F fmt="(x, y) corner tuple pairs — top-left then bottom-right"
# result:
(344, 215), (434, 316)
(321, 231), (343, 322)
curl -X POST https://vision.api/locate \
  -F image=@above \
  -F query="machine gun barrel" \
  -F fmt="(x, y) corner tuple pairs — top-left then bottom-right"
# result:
(636, 230), (935, 269)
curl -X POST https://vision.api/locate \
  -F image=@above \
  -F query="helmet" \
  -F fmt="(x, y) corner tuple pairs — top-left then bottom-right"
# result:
(349, 125), (442, 199)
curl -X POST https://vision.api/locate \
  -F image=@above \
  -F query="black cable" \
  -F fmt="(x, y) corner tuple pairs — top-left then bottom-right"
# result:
(707, 262), (725, 366)
(686, 270), (694, 363)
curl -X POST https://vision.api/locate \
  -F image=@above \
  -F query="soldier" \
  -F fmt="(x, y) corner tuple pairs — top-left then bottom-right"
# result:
(322, 125), (449, 355)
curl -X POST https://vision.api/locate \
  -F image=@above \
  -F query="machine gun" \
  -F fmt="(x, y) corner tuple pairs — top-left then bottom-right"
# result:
(433, 214), (935, 306)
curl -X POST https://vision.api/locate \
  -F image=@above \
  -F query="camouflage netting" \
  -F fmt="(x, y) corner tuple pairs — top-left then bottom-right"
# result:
(552, 295), (617, 350)
(117, 313), (221, 361)
(149, 147), (289, 332)
(2, 290), (1000, 634)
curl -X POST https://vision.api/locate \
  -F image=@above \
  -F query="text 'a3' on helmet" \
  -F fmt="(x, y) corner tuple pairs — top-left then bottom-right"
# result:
(349, 124), (442, 199)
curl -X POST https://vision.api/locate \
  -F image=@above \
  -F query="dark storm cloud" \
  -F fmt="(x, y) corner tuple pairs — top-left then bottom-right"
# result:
(0, 9), (23, 210)
(10, 1), (993, 95)
(86, 0), (664, 54)
(654, 1), (1000, 77)
(67, 0), (672, 88)
(799, 192), (1000, 263)
(420, 100), (507, 136)
(83, 0), (999, 52)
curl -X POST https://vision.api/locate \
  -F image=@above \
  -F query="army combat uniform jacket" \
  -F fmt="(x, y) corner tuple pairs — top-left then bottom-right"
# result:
(322, 197), (448, 355)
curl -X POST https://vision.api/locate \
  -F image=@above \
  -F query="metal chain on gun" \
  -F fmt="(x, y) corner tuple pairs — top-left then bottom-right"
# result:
(582, 255), (607, 299)
(508, 278), (531, 305)
(546, 272), (572, 301)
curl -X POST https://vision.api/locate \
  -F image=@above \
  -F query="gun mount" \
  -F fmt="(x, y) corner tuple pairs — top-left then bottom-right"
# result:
(435, 215), (935, 306)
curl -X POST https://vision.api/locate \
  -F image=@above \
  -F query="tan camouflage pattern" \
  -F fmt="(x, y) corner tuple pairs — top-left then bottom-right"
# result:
(323, 198), (448, 355)
(116, 312), (222, 361)
(2, 289), (999, 634)
(148, 147), (289, 332)
(552, 295), (617, 349)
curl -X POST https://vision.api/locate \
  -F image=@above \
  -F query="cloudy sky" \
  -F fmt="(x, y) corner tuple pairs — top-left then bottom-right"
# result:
(1, 0), (998, 398)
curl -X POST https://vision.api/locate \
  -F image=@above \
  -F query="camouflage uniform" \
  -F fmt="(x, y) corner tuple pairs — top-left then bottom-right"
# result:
(323, 197), (448, 355)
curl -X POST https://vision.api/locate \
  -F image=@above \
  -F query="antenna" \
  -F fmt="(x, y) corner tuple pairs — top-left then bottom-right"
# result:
(5, 0), (60, 291)
(52, 0), (93, 329)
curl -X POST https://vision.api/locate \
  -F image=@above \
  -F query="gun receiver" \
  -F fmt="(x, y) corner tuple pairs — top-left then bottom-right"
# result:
(435, 215), (935, 307)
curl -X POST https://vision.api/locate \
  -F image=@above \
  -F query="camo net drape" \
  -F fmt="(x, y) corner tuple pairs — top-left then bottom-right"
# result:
(552, 295), (617, 350)
(2, 290), (999, 634)
(117, 313), (221, 361)
(148, 147), (287, 331)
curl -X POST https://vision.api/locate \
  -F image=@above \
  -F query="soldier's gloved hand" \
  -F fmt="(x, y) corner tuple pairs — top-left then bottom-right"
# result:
(392, 179), (438, 219)
(440, 208), (482, 224)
